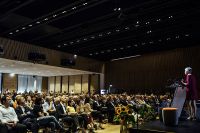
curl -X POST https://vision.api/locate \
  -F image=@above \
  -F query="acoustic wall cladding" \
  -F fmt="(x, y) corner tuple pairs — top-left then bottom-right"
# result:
(105, 46), (200, 96)
(0, 37), (103, 73)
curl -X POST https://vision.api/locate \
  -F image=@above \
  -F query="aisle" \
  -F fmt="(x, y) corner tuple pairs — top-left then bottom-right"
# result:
(96, 124), (120, 133)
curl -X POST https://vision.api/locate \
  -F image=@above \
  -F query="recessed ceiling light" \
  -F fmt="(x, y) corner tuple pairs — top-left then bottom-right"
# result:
(53, 14), (57, 17)
(70, 41), (74, 44)
(72, 7), (76, 10)
(22, 27), (26, 30)
(142, 42), (146, 45)
(28, 24), (32, 27)
(10, 73), (15, 77)
(127, 45), (131, 48)
(149, 41), (154, 44)
(156, 19), (161, 22)
(107, 50), (111, 52)
(134, 44), (138, 47)
(95, 52), (99, 55)
(136, 21), (139, 24)
(36, 21), (40, 24)
(91, 36), (95, 39)
(9, 32), (13, 35)
(125, 27), (130, 30)
(147, 30), (152, 34)
(120, 47), (124, 50)
(116, 29), (120, 32)
(89, 53), (93, 56)
(16, 30), (19, 32)
(168, 16), (173, 19)
(146, 22), (150, 25)
(99, 34), (103, 37)
(175, 35), (180, 39)
(158, 39), (162, 42)
(113, 48), (117, 51)
(76, 40), (80, 42)
(44, 18), (48, 21)
(101, 51), (104, 53)
(166, 38), (171, 40)
(58, 45), (61, 48)
(83, 3), (87, 5)
(185, 34), (190, 37)
(62, 11), (67, 14)
(64, 43), (67, 46)
(83, 38), (87, 41)
(107, 32), (111, 35)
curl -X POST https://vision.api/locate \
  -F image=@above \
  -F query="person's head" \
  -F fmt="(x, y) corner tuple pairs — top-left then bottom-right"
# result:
(68, 100), (74, 106)
(185, 67), (192, 75)
(35, 96), (43, 105)
(1, 95), (12, 107)
(17, 96), (25, 106)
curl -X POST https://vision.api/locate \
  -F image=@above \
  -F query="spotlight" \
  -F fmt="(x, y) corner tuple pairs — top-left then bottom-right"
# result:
(10, 73), (15, 77)
(74, 54), (77, 59)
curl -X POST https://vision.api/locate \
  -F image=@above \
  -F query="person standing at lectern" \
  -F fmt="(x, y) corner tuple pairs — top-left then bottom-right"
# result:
(182, 67), (198, 120)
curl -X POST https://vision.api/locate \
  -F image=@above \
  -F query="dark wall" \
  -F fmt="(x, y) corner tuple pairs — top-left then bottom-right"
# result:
(105, 46), (200, 97)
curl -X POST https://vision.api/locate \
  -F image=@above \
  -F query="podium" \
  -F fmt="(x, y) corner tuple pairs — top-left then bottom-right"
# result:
(162, 84), (186, 126)
(171, 86), (186, 118)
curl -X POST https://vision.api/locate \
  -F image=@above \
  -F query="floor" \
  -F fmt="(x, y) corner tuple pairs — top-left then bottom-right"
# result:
(93, 124), (121, 133)
(138, 120), (200, 133)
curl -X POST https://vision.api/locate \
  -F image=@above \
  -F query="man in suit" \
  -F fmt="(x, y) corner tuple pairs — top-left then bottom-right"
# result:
(106, 96), (115, 123)
(15, 96), (38, 133)
(55, 97), (77, 132)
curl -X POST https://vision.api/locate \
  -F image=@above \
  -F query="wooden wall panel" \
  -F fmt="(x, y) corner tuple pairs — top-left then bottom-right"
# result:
(62, 76), (69, 93)
(74, 75), (81, 93)
(55, 76), (61, 93)
(90, 74), (99, 94)
(48, 77), (55, 93)
(105, 46), (200, 96)
(42, 77), (48, 93)
(0, 37), (103, 73)
(69, 76), (75, 94)
(82, 75), (89, 94)
(2, 73), (17, 92)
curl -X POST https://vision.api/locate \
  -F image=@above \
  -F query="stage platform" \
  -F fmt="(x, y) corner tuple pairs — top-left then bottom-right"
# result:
(129, 120), (200, 133)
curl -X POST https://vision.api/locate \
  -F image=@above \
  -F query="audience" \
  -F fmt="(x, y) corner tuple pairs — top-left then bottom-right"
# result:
(0, 89), (172, 133)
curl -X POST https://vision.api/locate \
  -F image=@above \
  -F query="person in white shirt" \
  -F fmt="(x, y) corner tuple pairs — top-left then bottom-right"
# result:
(0, 95), (27, 133)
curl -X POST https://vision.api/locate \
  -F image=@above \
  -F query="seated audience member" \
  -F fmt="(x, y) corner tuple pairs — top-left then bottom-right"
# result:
(0, 95), (27, 133)
(85, 97), (104, 129)
(32, 96), (66, 132)
(67, 100), (84, 129)
(106, 96), (115, 123)
(76, 99), (95, 131)
(25, 95), (33, 110)
(42, 96), (56, 116)
(55, 96), (77, 132)
(15, 96), (38, 133)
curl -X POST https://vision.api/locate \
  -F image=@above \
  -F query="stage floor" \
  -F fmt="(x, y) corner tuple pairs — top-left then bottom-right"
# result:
(138, 120), (200, 133)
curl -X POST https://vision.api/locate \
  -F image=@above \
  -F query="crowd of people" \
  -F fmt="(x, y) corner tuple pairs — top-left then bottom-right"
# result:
(0, 90), (172, 133)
